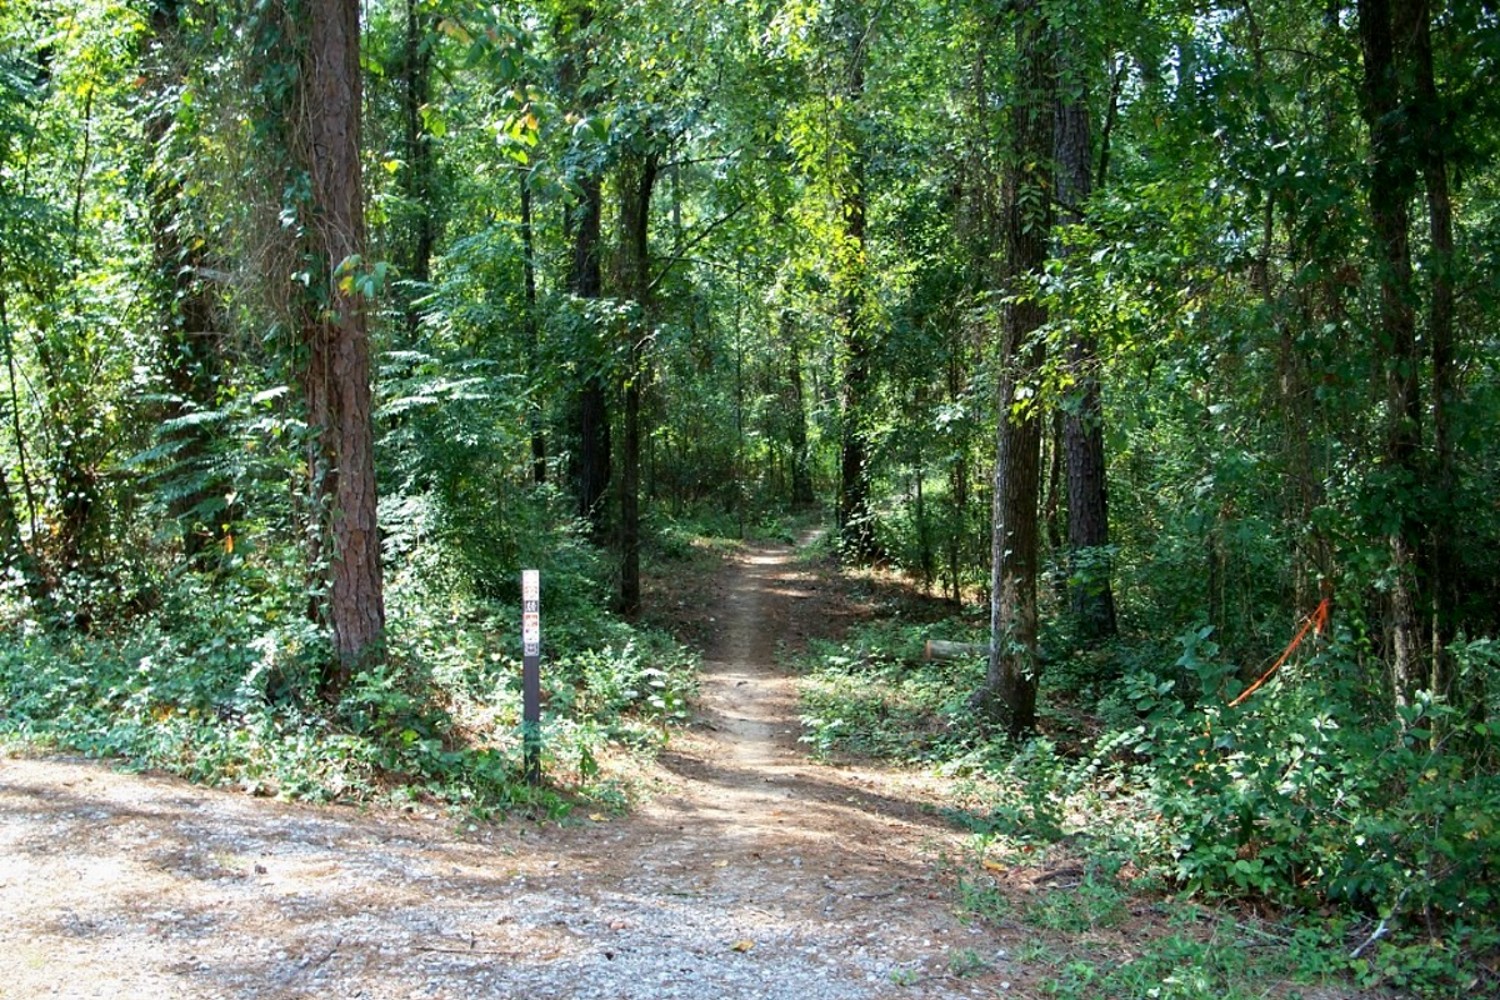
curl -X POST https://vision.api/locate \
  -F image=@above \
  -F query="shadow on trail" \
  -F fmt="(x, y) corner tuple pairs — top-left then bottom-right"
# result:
(651, 746), (958, 838)
(1, 755), (966, 1000)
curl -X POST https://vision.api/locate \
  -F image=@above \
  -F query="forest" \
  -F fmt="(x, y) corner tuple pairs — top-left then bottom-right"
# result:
(1, 0), (1498, 995)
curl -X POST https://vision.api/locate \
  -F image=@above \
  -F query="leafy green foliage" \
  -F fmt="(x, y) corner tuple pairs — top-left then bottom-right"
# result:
(799, 614), (1499, 995)
(797, 616), (987, 762)
(1034, 912), (1331, 1000)
(0, 511), (697, 817)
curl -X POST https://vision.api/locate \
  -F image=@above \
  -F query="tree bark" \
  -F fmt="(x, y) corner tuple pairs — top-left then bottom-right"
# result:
(298, 0), (386, 698)
(784, 312), (815, 508)
(1358, 0), (1423, 708)
(616, 149), (657, 618)
(1409, 0), (1457, 702)
(1055, 49), (1117, 641)
(0, 283), (48, 609)
(399, 0), (435, 337)
(1041, 411), (1063, 598)
(558, 4), (610, 535)
(946, 350), (968, 604)
(916, 448), (935, 591)
(835, 2), (879, 563)
(979, 0), (1054, 740)
(572, 174), (611, 534)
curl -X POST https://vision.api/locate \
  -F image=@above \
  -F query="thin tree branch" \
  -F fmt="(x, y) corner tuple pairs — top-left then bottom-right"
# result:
(647, 201), (746, 292)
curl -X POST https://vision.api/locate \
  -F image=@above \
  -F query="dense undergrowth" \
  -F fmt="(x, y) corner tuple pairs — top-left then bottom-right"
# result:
(0, 496), (697, 819)
(797, 608), (1500, 998)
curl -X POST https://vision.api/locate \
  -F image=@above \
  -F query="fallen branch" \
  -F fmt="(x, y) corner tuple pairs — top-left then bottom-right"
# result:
(1351, 887), (1409, 960)
(416, 944), (523, 957)
(1350, 917), (1394, 960)
(923, 640), (987, 662)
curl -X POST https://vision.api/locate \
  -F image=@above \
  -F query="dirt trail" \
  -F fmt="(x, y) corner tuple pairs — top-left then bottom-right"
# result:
(0, 540), (1013, 999)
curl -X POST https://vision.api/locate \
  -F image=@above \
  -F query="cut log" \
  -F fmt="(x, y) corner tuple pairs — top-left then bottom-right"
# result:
(923, 639), (988, 662)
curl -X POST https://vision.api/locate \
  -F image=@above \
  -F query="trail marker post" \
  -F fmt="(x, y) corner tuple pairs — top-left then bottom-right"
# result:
(522, 569), (541, 785)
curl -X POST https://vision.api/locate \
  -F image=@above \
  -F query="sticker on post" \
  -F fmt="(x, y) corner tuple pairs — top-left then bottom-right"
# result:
(522, 570), (541, 657)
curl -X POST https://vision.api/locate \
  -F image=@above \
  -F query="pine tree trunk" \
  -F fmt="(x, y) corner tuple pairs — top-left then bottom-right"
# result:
(979, 0), (1054, 740)
(916, 449), (934, 591)
(1055, 59), (1117, 641)
(946, 351), (968, 605)
(617, 151), (657, 618)
(0, 291), (39, 554)
(1410, 0), (1457, 702)
(987, 356), (1045, 739)
(1041, 413), (1064, 602)
(835, 2), (879, 563)
(400, 0), (435, 337)
(299, 0), (385, 698)
(576, 367), (611, 534)
(558, 4), (610, 535)
(1358, 0), (1424, 708)
(838, 313), (876, 558)
(785, 313), (815, 508)
(570, 173), (610, 534)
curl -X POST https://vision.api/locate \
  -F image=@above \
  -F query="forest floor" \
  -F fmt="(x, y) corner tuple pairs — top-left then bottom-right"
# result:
(0, 535), (1364, 999)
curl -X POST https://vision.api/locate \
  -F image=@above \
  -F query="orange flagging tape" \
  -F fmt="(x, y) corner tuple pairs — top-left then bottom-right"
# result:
(1227, 598), (1331, 709)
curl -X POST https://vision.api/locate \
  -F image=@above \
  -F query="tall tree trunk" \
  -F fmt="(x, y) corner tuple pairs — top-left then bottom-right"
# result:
(297, 0), (386, 698)
(558, 5), (610, 535)
(978, 0), (1054, 739)
(144, 0), (223, 564)
(572, 174), (610, 534)
(400, 0), (435, 337)
(1055, 51), (1117, 641)
(1279, 298), (1332, 612)
(784, 312), (816, 508)
(835, 4), (879, 563)
(1095, 57), (1124, 192)
(1410, 0), (1458, 702)
(0, 285), (47, 608)
(521, 169), (546, 484)
(1042, 412), (1065, 602)
(616, 150), (657, 617)
(838, 288), (877, 560)
(1358, 0), (1423, 708)
(916, 442), (934, 591)
(946, 350), (968, 605)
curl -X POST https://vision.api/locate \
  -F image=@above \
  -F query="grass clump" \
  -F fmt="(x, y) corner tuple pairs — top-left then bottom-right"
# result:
(796, 616), (988, 762)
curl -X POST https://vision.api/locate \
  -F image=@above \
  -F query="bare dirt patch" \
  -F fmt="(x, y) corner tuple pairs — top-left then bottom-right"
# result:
(1, 537), (1026, 999)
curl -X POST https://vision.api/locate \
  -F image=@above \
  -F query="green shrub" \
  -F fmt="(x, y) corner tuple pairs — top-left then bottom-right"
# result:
(0, 494), (699, 820)
(808, 614), (1500, 996)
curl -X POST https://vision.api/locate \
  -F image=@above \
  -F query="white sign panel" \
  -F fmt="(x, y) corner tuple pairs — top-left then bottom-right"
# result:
(522, 569), (540, 658)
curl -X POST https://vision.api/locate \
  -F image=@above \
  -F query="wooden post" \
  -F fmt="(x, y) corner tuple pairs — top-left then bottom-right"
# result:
(522, 569), (541, 784)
